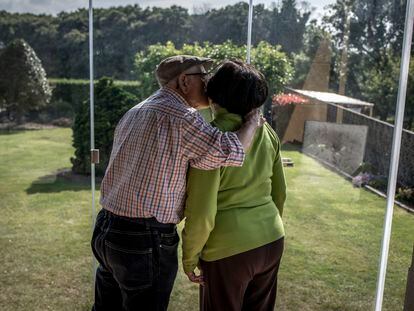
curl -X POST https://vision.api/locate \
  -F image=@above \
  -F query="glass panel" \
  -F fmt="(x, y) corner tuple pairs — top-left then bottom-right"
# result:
(0, 1), (93, 310)
(254, 0), (414, 310)
(1, 1), (413, 310)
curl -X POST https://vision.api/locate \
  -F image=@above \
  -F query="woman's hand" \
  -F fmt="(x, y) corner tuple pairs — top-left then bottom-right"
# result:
(185, 268), (205, 286)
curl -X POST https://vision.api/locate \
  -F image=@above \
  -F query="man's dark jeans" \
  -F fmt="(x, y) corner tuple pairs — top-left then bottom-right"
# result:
(91, 209), (179, 311)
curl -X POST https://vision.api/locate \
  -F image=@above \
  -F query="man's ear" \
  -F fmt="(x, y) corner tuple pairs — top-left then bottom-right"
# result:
(177, 73), (189, 94)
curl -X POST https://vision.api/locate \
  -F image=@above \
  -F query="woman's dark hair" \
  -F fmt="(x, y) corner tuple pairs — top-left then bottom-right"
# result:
(206, 59), (268, 117)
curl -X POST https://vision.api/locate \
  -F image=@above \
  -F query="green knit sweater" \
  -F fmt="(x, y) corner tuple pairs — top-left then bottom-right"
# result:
(182, 107), (287, 273)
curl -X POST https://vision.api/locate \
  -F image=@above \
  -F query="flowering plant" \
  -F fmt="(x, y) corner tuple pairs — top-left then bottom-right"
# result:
(272, 93), (308, 106)
(352, 172), (373, 187)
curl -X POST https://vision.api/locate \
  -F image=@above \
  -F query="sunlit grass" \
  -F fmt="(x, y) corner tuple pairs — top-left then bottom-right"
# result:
(0, 129), (412, 310)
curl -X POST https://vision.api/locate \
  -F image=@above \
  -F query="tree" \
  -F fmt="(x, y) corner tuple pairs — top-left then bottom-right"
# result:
(323, 0), (408, 122)
(0, 2), (310, 80)
(266, 0), (312, 54)
(191, 2), (250, 45)
(357, 53), (399, 121)
(0, 38), (51, 122)
(291, 20), (330, 87)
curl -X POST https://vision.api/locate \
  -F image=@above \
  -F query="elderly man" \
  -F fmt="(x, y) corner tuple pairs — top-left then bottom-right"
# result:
(91, 55), (263, 311)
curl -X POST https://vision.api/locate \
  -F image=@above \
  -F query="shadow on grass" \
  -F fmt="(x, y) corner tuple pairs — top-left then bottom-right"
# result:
(26, 169), (101, 194)
(281, 142), (302, 152)
(0, 129), (26, 135)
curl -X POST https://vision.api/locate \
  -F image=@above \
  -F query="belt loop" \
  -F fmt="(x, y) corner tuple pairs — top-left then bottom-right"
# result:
(144, 219), (150, 230)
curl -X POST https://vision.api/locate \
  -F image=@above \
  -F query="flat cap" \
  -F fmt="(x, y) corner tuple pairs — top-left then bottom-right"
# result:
(155, 55), (214, 86)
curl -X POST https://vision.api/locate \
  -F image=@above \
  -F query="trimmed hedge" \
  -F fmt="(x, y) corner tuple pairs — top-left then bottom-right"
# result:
(71, 78), (138, 176)
(31, 79), (144, 123)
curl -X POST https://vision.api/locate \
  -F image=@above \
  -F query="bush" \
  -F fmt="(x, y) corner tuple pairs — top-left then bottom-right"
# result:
(395, 187), (414, 207)
(71, 77), (138, 176)
(134, 41), (293, 98)
(22, 79), (144, 124)
(396, 187), (414, 206)
(134, 41), (293, 123)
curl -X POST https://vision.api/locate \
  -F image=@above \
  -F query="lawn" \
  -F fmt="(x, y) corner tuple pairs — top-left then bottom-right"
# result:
(0, 128), (413, 310)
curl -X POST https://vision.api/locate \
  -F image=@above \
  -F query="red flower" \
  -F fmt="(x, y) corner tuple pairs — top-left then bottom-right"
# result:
(272, 93), (308, 106)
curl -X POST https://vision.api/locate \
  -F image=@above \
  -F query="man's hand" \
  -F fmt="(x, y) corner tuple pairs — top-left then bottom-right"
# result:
(185, 268), (205, 286)
(236, 109), (266, 151)
(245, 108), (266, 128)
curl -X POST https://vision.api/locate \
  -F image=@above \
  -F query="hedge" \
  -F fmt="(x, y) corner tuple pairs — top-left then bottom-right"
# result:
(29, 79), (144, 123)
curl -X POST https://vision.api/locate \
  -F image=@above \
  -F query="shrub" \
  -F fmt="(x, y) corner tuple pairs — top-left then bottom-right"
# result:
(49, 79), (143, 120)
(134, 41), (293, 98)
(396, 187), (414, 206)
(71, 77), (138, 176)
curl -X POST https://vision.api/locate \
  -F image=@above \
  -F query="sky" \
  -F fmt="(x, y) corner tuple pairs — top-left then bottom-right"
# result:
(0, 0), (335, 18)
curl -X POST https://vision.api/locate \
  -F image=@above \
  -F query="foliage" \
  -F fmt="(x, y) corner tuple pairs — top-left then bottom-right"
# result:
(396, 187), (414, 206)
(352, 162), (376, 176)
(69, 41), (292, 176)
(406, 57), (414, 131)
(49, 78), (142, 111)
(22, 79), (142, 123)
(290, 20), (330, 87)
(323, 0), (412, 126)
(0, 38), (51, 122)
(265, 0), (312, 54)
(134, 41), (181, 96)
(357, 53), (400, 121)
(134, 41), (293, 98)
(0, 2), (311, 80)
(71, 78), (137, 176)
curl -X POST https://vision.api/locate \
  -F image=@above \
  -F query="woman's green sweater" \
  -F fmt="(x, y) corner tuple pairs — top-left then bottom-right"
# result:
(182, 107), (286, 273)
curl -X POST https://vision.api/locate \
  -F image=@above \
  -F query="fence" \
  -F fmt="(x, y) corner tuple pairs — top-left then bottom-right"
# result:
(272, 102), (414, 187)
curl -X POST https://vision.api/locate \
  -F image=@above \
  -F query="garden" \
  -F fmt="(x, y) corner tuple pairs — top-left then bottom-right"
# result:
(1, 1), (414, 310)
(0, 128), (412, 310)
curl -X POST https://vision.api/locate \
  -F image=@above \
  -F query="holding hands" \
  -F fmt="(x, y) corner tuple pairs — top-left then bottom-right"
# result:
(185, 266), (205, 286)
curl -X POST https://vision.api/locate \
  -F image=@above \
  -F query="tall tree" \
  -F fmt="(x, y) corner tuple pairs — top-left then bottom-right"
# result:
(324, 0), (406, 120)
(266, 0), (311, 54)
(0, 2), (311, 79)
(0, 39), (51, 122)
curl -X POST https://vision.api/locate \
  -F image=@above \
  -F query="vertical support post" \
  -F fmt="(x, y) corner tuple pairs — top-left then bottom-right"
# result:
(88, 0), (97, 281)
(246, 0), (253, 64)
(404, 244), (414, 311)
(374, 0), (414, 309)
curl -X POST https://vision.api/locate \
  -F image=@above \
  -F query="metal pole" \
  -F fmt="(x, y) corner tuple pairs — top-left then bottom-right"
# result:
(246, 0), (253, 64)
(374, 0), (414, 309)
(404, 244), (414, 311)
(88, 0), (97, 280)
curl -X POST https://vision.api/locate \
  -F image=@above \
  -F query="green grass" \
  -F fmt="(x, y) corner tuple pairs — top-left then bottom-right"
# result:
(0, 128), (413, 310)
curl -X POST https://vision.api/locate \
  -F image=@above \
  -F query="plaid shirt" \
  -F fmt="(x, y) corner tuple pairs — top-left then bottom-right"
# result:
(100, 87), (245, 224)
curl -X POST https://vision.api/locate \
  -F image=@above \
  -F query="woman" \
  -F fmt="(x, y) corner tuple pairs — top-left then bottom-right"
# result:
(182, 60), (287, 311)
